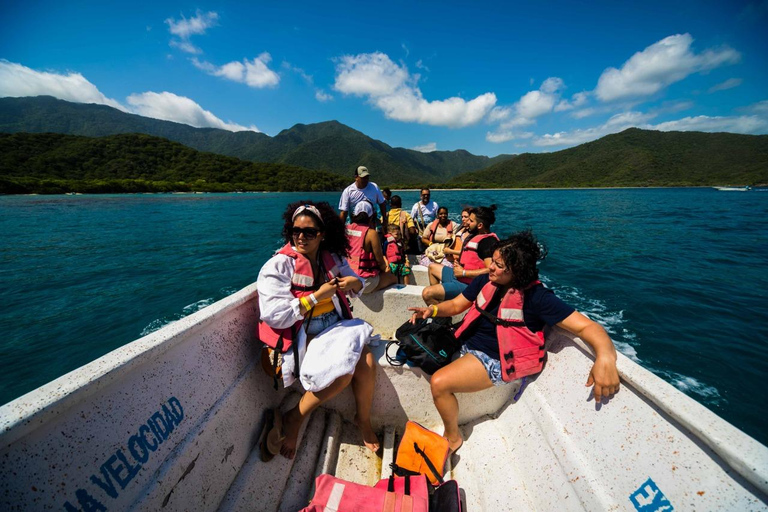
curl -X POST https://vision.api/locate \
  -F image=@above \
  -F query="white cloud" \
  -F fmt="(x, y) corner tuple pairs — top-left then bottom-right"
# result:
(0, 60), (125, 110)
(193, 53), (279, 88)
(486, 78), (566, 141)
(533, 106), (767, 148)
(708, 78), (742, 93)
(166, 10), (218, 54)
(333, 52), (495, 128)
(126, 92), (259, 132)
(412, 142), (437, 152)
(595, 34), (740, 102)
(486, 131), (534, 143)
(740, 100), (768, 115)
(555, 91), (589, 112)
(652, 115), (767, 133)
(315, 90), (333, 102)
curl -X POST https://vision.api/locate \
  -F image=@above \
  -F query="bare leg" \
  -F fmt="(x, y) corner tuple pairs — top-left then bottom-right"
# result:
(373, 271), (398, 292)
(281, 373), (353, 459)
(427, 263), (444, 286)
(422, 284), (446, 305)
(430, 354), (493, 451)
(403, 274), (411, 285)
(351, 346), (380, 452)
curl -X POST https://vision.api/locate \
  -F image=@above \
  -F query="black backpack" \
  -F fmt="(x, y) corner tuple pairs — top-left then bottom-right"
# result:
(387, 317), (461, 374)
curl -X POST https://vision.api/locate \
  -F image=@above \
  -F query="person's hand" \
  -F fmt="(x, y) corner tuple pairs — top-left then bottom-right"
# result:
(316, 278), (340, 300)
(407, 306), (433, 324)
(586, 355), (620, 402)
(336, 276), (361, 293)
(453, 264), (465, 278)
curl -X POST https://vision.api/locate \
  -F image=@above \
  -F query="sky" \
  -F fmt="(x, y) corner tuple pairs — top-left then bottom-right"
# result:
(1, 0), (767, 156)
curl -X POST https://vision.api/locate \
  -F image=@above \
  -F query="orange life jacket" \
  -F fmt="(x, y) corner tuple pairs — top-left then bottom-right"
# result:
(454, 280), (545, 382)
(457, 232), (498, 283)
(427, 219), (453, 243)
(346, 223), (379, 277)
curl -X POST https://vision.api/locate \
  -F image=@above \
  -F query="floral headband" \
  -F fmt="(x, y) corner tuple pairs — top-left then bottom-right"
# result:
(292, 204), (324, 225)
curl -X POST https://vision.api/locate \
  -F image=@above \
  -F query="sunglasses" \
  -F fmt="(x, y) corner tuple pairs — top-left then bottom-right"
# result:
(292, 227), (321, 240)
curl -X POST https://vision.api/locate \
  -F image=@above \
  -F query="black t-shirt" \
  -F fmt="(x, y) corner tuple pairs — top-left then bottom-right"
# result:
(459, 274), (575, 360)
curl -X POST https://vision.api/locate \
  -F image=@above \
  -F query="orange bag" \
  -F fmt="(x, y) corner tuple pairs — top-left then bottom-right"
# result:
(394, 421), (450, 486)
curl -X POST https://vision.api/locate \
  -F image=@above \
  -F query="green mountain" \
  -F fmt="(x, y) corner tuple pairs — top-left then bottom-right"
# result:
(0, 96), (512, 184)
(449, 128), (768, 187)
(0, 132), (348, 194)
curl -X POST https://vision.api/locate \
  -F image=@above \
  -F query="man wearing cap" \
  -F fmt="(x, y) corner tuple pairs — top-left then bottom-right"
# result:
(339, 166), (387, 227)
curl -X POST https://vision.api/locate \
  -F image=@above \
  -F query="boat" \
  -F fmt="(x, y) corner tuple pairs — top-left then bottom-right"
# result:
(1, 265), (767, 511)
(713, 186), (752, 191)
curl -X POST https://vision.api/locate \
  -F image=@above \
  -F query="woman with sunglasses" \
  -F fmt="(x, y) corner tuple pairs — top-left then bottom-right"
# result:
(257, 201), (379, 459)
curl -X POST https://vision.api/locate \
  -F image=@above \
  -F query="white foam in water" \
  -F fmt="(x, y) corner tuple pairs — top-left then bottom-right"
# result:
(182, 298), (215, 315)
(539, 274), (641, 362)
(657, 370), (724, 404)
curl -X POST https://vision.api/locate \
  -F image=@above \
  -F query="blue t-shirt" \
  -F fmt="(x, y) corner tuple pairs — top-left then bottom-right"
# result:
(459, 274), (575, 360)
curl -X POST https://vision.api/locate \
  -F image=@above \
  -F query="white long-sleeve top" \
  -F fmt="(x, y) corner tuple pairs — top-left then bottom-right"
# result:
(257, 250), (362, 329)
(257, 249), (363, 388)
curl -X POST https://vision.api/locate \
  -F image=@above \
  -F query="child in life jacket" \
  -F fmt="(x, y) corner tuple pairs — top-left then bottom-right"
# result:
(385, 224), (411, 285)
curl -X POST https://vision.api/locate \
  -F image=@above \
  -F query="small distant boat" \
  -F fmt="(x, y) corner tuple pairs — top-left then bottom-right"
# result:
(714, 185), (752, 191)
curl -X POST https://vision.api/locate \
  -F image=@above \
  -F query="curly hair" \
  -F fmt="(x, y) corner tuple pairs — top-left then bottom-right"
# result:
(281, 200), (350, 259)
(493, 230), (548, 289)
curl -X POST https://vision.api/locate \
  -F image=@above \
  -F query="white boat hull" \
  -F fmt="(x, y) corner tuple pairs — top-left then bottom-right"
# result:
(2, 271), (767, 511)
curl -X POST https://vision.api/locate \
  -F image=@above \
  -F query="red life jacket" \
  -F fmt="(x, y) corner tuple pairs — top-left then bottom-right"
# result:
(346, 223), (379, 278)
(454, 280), (545, 382)
(457, 232), (498, 283)
(257, 244), (353, 353)
(385, 233), (405, 264)
(427, 219), (453, 242)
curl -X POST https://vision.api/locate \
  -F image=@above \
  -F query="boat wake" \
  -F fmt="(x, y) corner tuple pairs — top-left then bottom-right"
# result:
(140, 286), (239, 337)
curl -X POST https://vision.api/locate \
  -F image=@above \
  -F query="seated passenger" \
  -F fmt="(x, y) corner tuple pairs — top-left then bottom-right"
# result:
(346, 202), (398, 293)
(421, 206), (459, 248)
(422, 205), (499, 305)
(387, 195), (418, 253)
(257, 201), (379, 459)
(409, 231), (621, 453)
(385, 224), (412, 285)
(442, 206), (472, 262)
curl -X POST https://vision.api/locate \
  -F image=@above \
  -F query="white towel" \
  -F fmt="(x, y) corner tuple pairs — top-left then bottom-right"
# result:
(299, 319), (373, 392)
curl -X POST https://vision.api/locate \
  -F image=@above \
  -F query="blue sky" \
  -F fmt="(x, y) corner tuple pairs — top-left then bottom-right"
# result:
(1, 0), (767, 156)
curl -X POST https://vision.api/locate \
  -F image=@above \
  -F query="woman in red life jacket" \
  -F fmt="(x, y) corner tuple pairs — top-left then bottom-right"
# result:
(257, 201), (379, 459)
(442, 206), (472, 263)
(409, 231), (620, 453)
(345, 201), (398, 293)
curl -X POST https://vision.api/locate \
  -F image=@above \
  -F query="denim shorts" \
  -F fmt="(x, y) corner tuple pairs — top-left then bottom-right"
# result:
(460, 345), (506, 386)
(305, 310), (341, 336)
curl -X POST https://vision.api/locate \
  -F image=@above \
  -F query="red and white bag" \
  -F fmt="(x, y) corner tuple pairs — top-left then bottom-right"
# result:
(301, 473), (429, 512)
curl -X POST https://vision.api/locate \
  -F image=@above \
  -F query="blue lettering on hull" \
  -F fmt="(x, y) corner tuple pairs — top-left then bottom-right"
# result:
(62, 397), (184, 511)
(630, 477), (674, 512)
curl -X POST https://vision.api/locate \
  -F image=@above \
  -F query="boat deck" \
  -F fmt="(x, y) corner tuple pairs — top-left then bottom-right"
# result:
(1, 267), (767, 511)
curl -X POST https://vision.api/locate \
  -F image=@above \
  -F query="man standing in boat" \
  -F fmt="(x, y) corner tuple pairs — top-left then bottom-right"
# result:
(338, 166), (387, 230)
(411, 188), (439, 236)
(421, 205), (498, 305)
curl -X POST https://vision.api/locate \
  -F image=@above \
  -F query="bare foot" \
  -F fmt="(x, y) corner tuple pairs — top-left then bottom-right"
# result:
(280, 407), (303, 459)
(447, 436), (463, 454)
(354, 415), (380, 453)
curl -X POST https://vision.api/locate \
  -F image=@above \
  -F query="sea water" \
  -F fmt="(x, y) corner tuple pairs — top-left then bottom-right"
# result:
(1, 189), (766, 445)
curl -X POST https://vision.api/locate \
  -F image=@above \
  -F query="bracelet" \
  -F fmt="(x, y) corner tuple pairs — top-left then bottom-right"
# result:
(300, 296), (312, 311)
(308, 293), (319, 305)
(462, 270), (466, 277)
(431, 305), (439, 318)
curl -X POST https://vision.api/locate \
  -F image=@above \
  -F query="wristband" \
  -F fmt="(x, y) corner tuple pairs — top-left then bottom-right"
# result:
(431, 305), (438, 318)
(462, 270), (466, 277)
(308, 293), (319, 305)
(300, 296), (312, 311)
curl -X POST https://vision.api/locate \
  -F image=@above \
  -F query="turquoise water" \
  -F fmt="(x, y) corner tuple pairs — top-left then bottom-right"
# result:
(1, 189), (766, 445)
